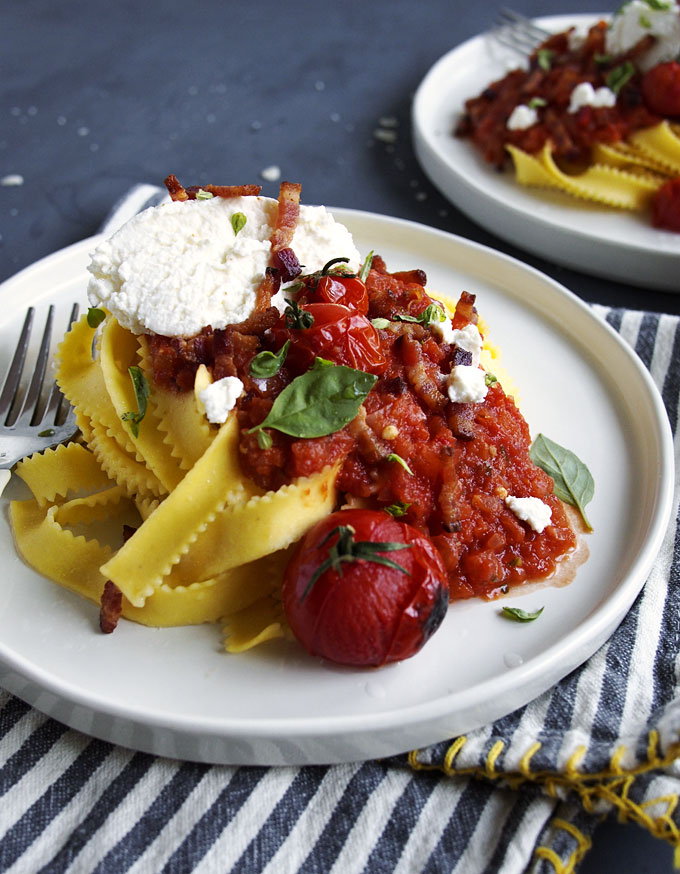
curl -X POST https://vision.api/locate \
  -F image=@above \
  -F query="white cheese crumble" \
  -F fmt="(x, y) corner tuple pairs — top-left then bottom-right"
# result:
(449, 324), (483, 367)
(505, 495), (552, 533)
(568, 82), (617, 113)
(446, 366), (488, 404)
(1, 174), (24, 186)
(606, 0), (680, 71)
(87, 195), (360, 337)
(198, 376), (244, 424)
(431, 316), (456, 344)
(506, 104), (539, 131)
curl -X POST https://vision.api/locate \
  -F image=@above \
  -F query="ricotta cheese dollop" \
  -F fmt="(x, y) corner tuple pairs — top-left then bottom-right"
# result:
(506, 104), (539, 131)
(87, 195), (360, 337)
(568, 82), (617, 113)
(606, 0), (680, 71)
(505, 495), (552, 533)
(198, 376), (244, 424)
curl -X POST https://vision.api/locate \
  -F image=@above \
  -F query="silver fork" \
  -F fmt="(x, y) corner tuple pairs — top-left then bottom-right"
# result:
(492, 8), (551, 55)
(0, 304), (80, 470)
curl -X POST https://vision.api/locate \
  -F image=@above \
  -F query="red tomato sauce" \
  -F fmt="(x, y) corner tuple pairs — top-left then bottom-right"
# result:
(148, 256), (576, 601)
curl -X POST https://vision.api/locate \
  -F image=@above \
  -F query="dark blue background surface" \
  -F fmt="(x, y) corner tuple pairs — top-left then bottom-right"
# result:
(1, 1), (677, 869)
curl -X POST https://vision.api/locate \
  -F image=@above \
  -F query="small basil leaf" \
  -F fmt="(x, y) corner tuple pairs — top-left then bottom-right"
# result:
(536, 49), (554, 71)
(359, 250), (374, 283)
(371, 318), (391, 330)
(121, 365), (150, 438)
(195, 189), (214, 200)
(247, 360), (377, 439)
(395, 304), (445, 328)
(485, 372), (498, 387)
(387, 453), (414, 475)
(38, 428), (55, 437)
(249, 340), (290, 378)
(528, 97), (547, 109)
(502, 606), (544, 622)
(529, 433), (594, 530)
(385, 501), (411, 517)
(87, 307), (106, 328)
(606, 61), (636, 94)
(231, 212), (247, 235)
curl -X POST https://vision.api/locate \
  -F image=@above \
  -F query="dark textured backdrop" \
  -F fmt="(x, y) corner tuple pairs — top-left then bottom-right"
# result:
(1, 0), (678, 869)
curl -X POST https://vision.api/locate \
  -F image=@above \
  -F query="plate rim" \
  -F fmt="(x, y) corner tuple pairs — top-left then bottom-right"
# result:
(0, 210), (674, 758)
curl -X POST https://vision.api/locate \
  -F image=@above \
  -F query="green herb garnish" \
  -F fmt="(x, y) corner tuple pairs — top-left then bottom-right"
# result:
(484, 372), (498, 387)
(284, 299), (315, 330)
(247, 359), (377, 441)
(639, 12), (652, 27)
(121, 366), (150, 438)
(359, 250), (374, 283)
(371, 317), (391, 330)
(384, 501), (411, 517)
(642, 0), (671, 10)
(257, 430), (273, 449)
(249, 340), (290, 379)
(302, 524), (411, 601)
(594, 53), (613, 65)
(387, 453), (414, 475)
(195, 189), (214, 200)
(38, 428), (55, 437)
(528, 97), (547, 109)
(606, 61), (636, 94)
(87, 307), (106, 329)
(502, 606), (544, 623)
(231, 212), (247, 235)
(536, 49), (555, 71)
(529, 433), (594, 530)
(395, 303), (446, 328)
(321, 256), (355, 277)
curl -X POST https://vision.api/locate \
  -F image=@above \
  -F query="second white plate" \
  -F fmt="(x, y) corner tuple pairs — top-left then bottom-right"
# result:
(412, 14), (680, 291)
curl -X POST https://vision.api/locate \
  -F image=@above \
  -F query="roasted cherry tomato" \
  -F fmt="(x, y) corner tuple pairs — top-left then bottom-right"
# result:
(272, 302), (387, 374)
(282, 509), (449, 667)
(642, 61), (680, 117)
(652, 178), (680, 232)
(297, 274), (369, 314)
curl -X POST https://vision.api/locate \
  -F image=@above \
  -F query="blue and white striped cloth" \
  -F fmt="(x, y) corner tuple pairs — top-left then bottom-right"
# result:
(2, 188), (679, 873)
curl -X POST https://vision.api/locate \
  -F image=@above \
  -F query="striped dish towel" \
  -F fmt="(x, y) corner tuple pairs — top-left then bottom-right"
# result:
(1, 188), (679, 874)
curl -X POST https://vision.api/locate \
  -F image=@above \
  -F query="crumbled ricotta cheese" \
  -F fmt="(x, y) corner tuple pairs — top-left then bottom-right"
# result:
(449, 324), (483, 367)
(506, 104), (539, 131)
(568, 82), (617, 113)
(198, 376), (244, 423)
(446, 366), (488, 404)
(87, 195), (360, 337)
(606, 0), (680, 71)
(505, 495), (552, 533)
(431, 316), (456, 344)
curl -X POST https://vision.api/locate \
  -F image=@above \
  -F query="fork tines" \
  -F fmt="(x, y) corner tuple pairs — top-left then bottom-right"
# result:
(493, 8), (551, 54)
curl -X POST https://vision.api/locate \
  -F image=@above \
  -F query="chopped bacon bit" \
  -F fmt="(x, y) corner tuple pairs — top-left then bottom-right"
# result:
(390, 269), (428, 287)
(100, 581), (123, 633)
(255, 267), (281, 312)
(164, 174), (189, 201)
(453, 291), (477, 327)
(270, 182), (302, 252)
(197, 184), (261, 198)
(272, 247), (301, 282)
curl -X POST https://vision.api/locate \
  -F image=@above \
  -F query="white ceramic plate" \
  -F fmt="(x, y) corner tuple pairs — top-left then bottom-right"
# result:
(412, 14), (680, 291)
(0, 210), (673, 765)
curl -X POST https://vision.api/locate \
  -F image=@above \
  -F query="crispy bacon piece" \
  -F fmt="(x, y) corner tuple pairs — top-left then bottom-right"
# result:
(272, 247), (301, 282)
(255, 266), (281, 312)
(390, 269), (427, 287)
(270, 182), (302, 252)
(99, 581), (122, 634)
(163, 175), (261, 201)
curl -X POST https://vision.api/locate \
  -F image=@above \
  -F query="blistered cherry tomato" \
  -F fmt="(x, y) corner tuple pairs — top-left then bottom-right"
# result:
(282, 509), (449, 667)
(652, 178), (680, 232)
(297, 274), (369, 314)
(642, 61), (680, 117)
(272, 302), (387, 374)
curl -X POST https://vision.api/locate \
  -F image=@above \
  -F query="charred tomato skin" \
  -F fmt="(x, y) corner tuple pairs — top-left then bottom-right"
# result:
(282, 509), (449, 667)
(641, 61), (680, 117)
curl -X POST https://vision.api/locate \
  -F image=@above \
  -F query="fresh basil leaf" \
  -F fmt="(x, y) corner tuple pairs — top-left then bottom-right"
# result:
(387, 453), (414, 475)
(195, 188), (214, 200)
(121, 365), (150, 438)
(530, 433), (594, 530)
(484, 372), (498, 387)
(502, 606), (544, 622)
(257, 430), (273, 449)
(606, 61), (636, 94)
(643, 0), (671, 10)
(249, 340), (290, 378)
(594, 53), (613, 65)
(87, 307), (106, 328)
(247, 360), (377, 439)
(371, 318), (391, 330)
(395, 304), (446, 328)
(639, 12), (652, 27)
(536, 49), (555, 71)
(384, 501), (411, 517)
(231, 212), (247, 235)
(528, 97), (547, 109)
(359, 250), (374, 283)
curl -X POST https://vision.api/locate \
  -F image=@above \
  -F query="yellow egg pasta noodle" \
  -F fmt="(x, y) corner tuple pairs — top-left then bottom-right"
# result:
(10, 500), (112, 603)
(88, 417), (167, 499)
(99, 414), (260, 605)
(628, 121), (680, 175)
(506, 144), (559, 188)
(222, 593), (288, 653)
(592, 141), (671, 176)
(137, 336), (215, 472)
(52, 485), (129, 528)
(14, 442), (113, 507)
(99, 320), (185, 492)
(171, 461), (340, 584)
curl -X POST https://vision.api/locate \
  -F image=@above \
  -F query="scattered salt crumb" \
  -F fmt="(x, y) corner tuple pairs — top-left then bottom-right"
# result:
(188, 86), (199, 95)
(1, 174), (24, 186)
(379, 116), (398, 128)
(409, 179), (419, 188)
(77, 126), (89, 137)
(10, 208), (18, 216)
(260, 165), (281, 182)
(373, 128), (397, 143)
(27, 106), (37, 116)
(206, 113), (216, 123)
(90, 143), (99, 152)
(251, 120), (262, 131)
(330, 112), (341, 122)
(57, 116), (67, 126)
(10, 107), (20, 116)
(415, 191), (427, 202)
(315, 80), (325, 91)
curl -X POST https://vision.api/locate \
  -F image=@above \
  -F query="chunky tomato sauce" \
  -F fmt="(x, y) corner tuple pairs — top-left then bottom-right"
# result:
(456, 21), (661, 168)
(148, 256), (576, 600)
